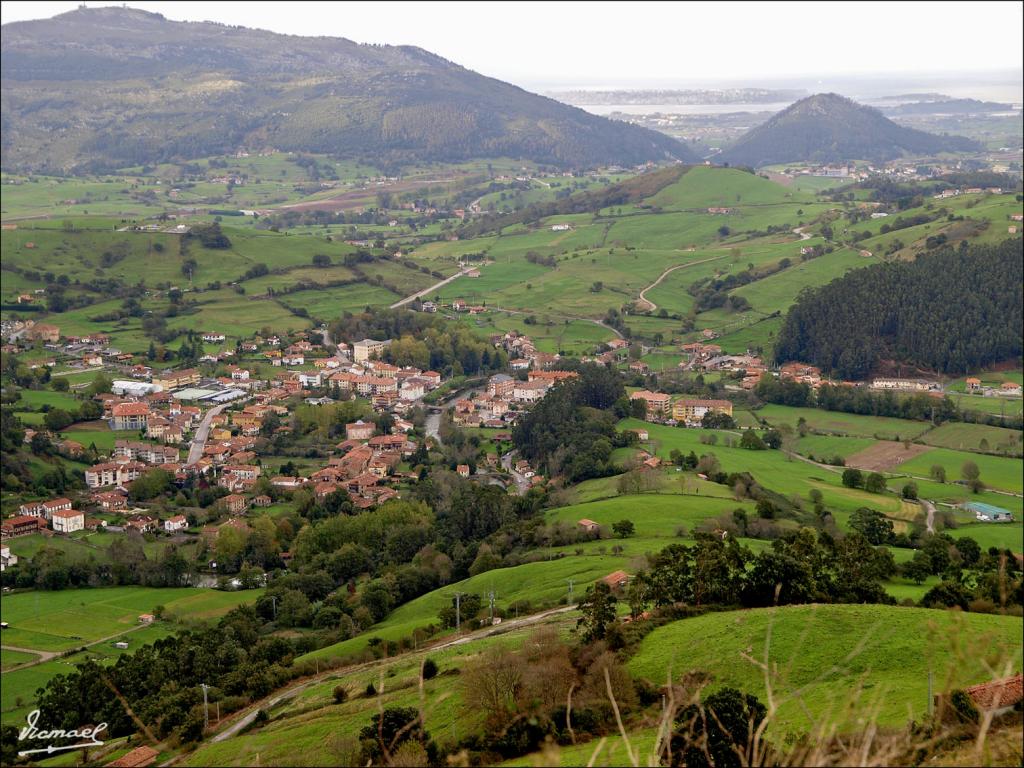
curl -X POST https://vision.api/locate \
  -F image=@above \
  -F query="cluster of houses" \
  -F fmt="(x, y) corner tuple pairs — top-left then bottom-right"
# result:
(491, 330), (567, 372)
(452, 369), (580, 429)
(261, 418), (420, 509)
(965, 377), (1023, 398)
(932, 186), (1006, 199)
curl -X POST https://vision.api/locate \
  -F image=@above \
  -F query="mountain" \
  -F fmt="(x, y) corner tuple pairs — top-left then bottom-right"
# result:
(0, 7), (698, 173)
(717, 93), (979, 167)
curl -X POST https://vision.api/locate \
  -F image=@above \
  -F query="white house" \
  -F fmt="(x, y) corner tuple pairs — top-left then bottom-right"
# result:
(51, 509), (85, 534)
(164, 515), (188, 532)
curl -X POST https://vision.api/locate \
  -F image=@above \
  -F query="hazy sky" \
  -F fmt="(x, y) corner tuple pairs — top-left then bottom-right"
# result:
(2, 1), (1022, 89)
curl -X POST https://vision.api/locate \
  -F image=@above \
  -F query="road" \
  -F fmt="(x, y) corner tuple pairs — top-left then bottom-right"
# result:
(318, 326), (335, 352)
(390, 267), (475, 309)
(793, 226), (812, 241)
(921, 499), (936, 534)
(2, 622), (153, 673)
(208, 604), (574, 745)
(636, 254), (729, 313)
(501, 451), (531, 495)
(186, 403), (232, 464)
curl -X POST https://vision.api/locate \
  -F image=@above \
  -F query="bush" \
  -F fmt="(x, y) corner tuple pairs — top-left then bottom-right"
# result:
(422, 658), (438, 680)
(365, 682), (377, 697)
(333, 685), (348, 704)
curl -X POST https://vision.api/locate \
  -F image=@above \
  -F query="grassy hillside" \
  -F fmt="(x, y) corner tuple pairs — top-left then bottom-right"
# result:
(628, 604), (1022, 732)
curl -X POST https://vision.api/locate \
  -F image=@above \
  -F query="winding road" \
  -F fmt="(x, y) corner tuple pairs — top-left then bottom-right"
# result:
(636, 254), (729, 313)
(207, 604), (574, 745)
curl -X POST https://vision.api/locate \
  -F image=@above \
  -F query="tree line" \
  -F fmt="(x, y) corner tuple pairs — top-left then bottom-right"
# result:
(775, 239), (1023, 379)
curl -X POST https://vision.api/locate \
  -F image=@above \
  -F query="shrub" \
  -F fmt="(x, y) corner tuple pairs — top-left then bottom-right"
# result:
(333, 685), (348, 704)
(422, 658), (438, 680)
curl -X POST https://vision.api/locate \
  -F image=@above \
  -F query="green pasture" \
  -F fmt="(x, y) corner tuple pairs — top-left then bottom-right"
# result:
(628, 604), (1022, 733)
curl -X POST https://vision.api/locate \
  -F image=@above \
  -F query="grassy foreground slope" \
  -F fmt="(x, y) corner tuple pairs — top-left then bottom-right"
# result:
(628, 604), (1022, 734)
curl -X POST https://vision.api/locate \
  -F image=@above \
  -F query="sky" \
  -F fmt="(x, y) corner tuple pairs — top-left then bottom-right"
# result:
(2, 0), (1022, 91)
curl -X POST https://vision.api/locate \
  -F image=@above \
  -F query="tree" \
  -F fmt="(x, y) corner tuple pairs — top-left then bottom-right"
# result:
(358, 706), (434, 764)
(901, 551), (933, 584)
(864, 472), (887, 493)
(422, 658), (438, 680)
(739, 429), (766, 450)
(462, 647), (523, 729)
(930, 464), (947, 483)
(961, 461), (983, 493)
(612, 519), (635, 538)
(43, 409), (75, 432)
(576, 581), (617, 642)
(312, 253), (331, 268)
(841, 468), (864, 489)
(701, 411), (736, 430)
(849, 507), (894, 545)
(672, 687), (767, 768)
(955, 536), (981, 568)
(901, 481), (918, 500)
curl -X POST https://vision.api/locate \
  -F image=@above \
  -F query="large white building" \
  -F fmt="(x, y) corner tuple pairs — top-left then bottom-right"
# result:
(353, 338), (390, 363)
(51, 509), (85, 534)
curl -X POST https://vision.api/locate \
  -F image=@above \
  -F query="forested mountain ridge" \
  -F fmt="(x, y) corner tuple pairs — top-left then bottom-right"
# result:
(718, 93), (979, 167)
(774, 238), (1023, 379)
(0, 7), (698, 172)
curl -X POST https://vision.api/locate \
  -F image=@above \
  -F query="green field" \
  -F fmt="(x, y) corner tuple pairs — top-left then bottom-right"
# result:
(894, 447), (1023, 494)
(628, 604), (1023, 733)
(0, 587), (263, 726)
(0, 648), (39, 672)
(547, 494), (756, 538)
(755, 404), (934, 440)
(920, 422), (1023, 455)
(0, 586), (262, 653)
(300, 555), (631, 665)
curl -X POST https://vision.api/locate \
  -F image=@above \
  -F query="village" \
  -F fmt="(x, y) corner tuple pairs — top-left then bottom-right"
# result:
(0, 320), (593, 562)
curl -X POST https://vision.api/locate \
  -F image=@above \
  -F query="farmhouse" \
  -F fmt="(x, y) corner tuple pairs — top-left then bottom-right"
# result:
(577, 518), (601, 533)
(999, 381), (1022, 396)
(27, 323), (60, 342)
(164, 515), (188, 532)
(965, 377), (982, 392)
(346, 420), (376, 441)
(221, 494), (248, 515)
(602, 570), (631, 591)
(107, 744), (160, 768)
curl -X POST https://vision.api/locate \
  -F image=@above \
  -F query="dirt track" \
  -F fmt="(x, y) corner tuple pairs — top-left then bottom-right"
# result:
(845, 440), (932, 472)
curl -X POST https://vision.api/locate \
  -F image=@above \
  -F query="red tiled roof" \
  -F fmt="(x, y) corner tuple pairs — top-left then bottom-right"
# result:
(112, 402), (150, 416)
(964, 673), (1023, 710)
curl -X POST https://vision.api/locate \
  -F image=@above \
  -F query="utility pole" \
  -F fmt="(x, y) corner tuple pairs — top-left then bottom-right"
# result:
(487, 590), (496, 625)
(566, 578), (574, 605)
(927, 670), (934, 716)
(200, 683), (210, 730)
(454, 592), (466, 631)
(271, 595), (277, 620)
